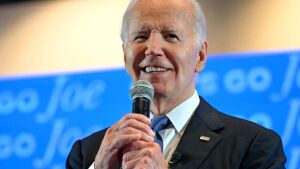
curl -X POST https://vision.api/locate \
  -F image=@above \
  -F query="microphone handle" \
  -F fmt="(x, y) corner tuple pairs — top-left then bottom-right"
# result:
(132, 97), (150, 117)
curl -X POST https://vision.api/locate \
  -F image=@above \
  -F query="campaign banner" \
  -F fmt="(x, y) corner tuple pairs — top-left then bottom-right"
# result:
(0, 50), (299, 169)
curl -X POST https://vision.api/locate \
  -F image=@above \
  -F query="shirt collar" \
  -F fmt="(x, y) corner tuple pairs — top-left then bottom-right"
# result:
(150, 90), (200, 135)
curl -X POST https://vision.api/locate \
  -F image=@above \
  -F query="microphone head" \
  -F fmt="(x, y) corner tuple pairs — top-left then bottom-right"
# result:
(130, 80), (154, 101)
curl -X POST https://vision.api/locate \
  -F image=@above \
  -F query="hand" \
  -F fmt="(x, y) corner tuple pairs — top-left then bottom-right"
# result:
(94, 114), (155, 169)
(122, 140), (168, 169)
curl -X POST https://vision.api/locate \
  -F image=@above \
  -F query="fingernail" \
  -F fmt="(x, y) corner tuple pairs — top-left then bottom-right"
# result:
(148, 135), (154, 141)
(150, 130), (155, 136)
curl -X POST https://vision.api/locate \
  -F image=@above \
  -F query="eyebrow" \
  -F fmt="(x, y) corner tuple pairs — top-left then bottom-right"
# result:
(130, 26), (150, 35)
(132, 25), (180, 33)
(161, 26), (183, 37)
(161, 28), (179, 34)
(162, 25), (178, 31)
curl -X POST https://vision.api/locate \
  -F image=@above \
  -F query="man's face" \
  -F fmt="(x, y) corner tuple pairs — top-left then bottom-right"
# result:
(123, 0), (207, 107)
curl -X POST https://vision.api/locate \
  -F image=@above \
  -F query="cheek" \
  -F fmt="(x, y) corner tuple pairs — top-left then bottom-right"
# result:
(177, 53), (198, 79)
(125, 45), (146, 79)
(124, 50), (136, 76)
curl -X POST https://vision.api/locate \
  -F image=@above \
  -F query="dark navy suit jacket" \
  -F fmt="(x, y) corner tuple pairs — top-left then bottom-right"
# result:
(66, 97), (286, 169)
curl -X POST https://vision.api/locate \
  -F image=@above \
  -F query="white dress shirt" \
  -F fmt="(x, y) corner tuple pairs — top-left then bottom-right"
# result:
(89, 90), (200, 169)
(150, 90), (200, 162)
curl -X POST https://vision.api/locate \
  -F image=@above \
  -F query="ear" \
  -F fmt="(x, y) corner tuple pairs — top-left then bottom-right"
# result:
(195, 41), (208, 73)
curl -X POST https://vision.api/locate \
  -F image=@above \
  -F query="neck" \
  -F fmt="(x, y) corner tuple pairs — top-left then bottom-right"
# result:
(150, 89), (195, 116)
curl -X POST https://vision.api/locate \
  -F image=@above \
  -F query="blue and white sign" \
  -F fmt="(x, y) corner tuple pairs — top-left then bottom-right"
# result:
(0, 50), (299, 169)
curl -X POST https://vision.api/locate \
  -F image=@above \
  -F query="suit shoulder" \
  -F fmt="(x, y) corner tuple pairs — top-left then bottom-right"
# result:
(81, 128), (108, 150)
(80, 128), (108, 168)
(218, 112), (281, 140)
(220, 112), (264, 128)
(198, 97), (281, 139)
(66, 128), (108, 169)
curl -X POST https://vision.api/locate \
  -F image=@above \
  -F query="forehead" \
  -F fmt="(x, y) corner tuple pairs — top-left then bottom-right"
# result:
(127, 0), (195, 31)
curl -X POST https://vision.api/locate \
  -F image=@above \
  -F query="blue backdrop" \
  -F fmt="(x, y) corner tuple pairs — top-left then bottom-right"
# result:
(0, 50), (299, 169)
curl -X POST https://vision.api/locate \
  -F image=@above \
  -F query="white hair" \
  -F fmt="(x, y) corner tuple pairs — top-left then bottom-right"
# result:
(120, 0), (206, 45)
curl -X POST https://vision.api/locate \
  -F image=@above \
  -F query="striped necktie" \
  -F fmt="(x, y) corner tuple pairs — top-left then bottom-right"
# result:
(150, 115), (170, 152)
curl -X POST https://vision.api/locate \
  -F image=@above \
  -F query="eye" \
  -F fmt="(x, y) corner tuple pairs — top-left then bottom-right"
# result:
(164, 33), (179, 42)
(134, 35), (148, 42)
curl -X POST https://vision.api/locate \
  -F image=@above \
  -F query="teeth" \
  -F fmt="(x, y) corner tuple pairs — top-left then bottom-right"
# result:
(145, 66), (167, 73)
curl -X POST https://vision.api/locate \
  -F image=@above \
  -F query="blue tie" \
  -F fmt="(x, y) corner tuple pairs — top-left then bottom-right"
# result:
(150, 115), (170, 152)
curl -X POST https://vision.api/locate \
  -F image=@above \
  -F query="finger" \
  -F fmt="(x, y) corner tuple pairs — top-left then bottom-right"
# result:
(118, 118), (155, 137)
(109, 131), (154, 150)
(133, 163), (151, 169)
(119, 114), (151, 125)
(102, 125), (154, 153)
(123, 156), (152, 169)
(109, 133), (143, 150)
(108, 114), (154, 137)
(123, 144), (157, 163)
(119, 127), (154, 142)
(122, 149), (143, 163)
(122, 140), (153, 153)
(122, 144), (166, 169)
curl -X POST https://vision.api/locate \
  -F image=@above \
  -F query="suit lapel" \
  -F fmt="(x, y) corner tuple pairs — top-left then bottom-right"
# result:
(171, 97), (224, 169)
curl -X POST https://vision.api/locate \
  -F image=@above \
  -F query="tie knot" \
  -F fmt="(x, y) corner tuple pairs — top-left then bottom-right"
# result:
(150, 115), (170, 132)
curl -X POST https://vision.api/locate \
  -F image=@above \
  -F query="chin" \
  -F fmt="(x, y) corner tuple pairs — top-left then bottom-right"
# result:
(153, 85), (169, 98)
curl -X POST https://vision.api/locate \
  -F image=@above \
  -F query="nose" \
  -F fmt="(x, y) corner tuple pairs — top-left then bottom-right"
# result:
(145, 32), (164, 56)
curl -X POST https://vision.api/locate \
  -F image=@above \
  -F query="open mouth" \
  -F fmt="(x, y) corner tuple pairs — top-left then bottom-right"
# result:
(143, 66), (169, 73)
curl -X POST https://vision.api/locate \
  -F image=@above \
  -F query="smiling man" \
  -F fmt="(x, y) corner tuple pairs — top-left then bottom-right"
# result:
(66, 0), (286, 169)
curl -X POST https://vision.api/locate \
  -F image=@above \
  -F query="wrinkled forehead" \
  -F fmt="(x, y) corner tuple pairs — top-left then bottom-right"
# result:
(127, 0), (195, 31)
(131, 0), (193, 15)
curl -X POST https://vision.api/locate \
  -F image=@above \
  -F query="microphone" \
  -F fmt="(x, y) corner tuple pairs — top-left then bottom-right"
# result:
(130, 80), (154, 117)
(168, 152), (181, 167)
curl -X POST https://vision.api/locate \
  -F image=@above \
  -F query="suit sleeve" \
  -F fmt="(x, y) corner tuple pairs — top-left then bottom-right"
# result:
(66, 140), (83, 169)
(240, 129), (286, 169)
